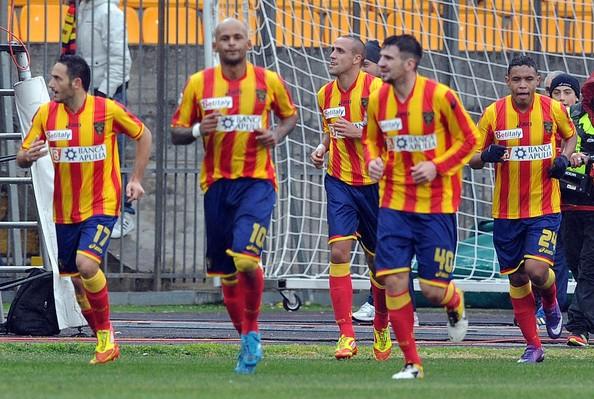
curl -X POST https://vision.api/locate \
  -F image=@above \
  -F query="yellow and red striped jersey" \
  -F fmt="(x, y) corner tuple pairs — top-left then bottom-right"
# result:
(22, 95), (145, 224)
(171, 63), (297, 191)
(477, 94), (576, 219)
(317, 71), (383, 185)
(363, 75), (479, 213)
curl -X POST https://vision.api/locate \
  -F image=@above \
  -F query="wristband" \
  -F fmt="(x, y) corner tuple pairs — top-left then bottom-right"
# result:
(316, 143), (326, 154)
(192, 123), (201, 138)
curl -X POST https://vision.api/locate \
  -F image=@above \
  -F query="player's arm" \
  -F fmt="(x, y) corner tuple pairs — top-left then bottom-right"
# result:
(311, 134), (330, 169)
(171, 112), (220, 145)
(311, 96), (331, 168)
(362, 93), (384, 181)
(430, 90), (480, 176)
(127, 125), (152, 201)
(16, 108), (47, 168)
(469, 106), (502, 169)
(548, 102), (578, 178)
(331, 117), (362, 138)
(171, 76), (202, 145)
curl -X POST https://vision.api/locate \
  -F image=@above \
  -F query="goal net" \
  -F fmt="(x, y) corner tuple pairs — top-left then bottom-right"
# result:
(227, 0), (590, 291)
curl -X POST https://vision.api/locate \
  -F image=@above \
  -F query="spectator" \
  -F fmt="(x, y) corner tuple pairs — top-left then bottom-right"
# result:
(563, 71), (594, 347)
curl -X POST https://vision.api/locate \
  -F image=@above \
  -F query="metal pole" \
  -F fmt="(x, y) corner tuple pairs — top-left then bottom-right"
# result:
(153, 0), (166, 291)
(203, 0), (215, 67)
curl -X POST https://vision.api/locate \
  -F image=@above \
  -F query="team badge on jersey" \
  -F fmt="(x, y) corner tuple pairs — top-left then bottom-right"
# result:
(361, 97), (369, 108)
(543, 121), (553, 134)
(256, 89), (267, 103)
(94, 121), (105, 135)
(423, 111), (434, 125)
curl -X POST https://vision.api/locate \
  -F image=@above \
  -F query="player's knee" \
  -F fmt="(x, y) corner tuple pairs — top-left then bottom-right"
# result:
(233, 256), (259, 273)
(330, 240), (352, 263)
(75, 254), (101, 278)
(419, 283), (442, 305)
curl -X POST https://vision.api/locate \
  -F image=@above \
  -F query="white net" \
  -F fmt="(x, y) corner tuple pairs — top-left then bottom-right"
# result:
(227, 0), (593, 290)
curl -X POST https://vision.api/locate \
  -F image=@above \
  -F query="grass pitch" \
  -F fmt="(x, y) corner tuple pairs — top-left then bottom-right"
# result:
(0, 343), (593, 399)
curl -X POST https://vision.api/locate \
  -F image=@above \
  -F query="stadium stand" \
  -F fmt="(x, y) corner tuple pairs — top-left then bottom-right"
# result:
(141, 6), (202, 45)
(19, 4), (65, 42)
(123, 6), (140, 44)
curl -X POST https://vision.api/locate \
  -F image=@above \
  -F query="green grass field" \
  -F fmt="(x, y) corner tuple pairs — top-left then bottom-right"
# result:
(1, 343), (593, 399)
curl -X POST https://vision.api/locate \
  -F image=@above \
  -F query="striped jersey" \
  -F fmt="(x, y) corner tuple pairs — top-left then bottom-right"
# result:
(171, 63), (297, 191)
(317, 71), (383, 185)
(478, 94), (576, 219)
(22, 95), (145, 224)
(363, 75), (479, 213)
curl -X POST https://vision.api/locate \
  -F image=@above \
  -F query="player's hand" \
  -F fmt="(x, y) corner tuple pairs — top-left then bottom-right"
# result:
(126, 180), (145, 202)
(480, 144), (506, 163)
(310, 144), (326, 169)
(255, 128), (279, 147)
(200, 111), (220, 135)
(24, 140), (48, 163)
(331, 118), (362, 138)
(411, 161), (437, 184)
(569, 152), (589, 168)
(548, 154), (570, 179)
(368, 157), (384, 181)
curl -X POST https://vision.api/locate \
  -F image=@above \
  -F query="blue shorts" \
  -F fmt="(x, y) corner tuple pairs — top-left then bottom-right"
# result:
(55, 215), (118, 276)
(375, 209), (457, 286)
(204, 178), (275, 277)
(493, 214), (561, 275)
(325, 174), (378, 254)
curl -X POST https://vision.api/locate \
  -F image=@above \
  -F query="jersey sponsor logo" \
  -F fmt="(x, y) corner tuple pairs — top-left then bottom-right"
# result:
(495, 128), (523, 140)
(379, 118), (403, 132)
(386, 133), (437, 152)
(329, 120), (366, 139)
(217, 115), (262, 132)
(46, 129), (72, 141)
(503, 144), (553, 161)
(329, 125), (343, 139)
(50, 144), (107, 163)
(200, 96), (233, 111)
(323, 106), (345, 119)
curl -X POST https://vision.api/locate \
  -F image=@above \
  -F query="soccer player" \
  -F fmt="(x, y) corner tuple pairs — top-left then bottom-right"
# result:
(310, 36), (388, 361)
(170, 18), (297, 374)
(353, 40), (420, 328)
(16, 54), (152, 364)
(363, 34), (479, 379)
(469, 55), (576, 363)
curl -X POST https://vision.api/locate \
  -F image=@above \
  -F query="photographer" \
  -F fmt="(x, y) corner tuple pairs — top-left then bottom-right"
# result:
(561, 72), (594, 347)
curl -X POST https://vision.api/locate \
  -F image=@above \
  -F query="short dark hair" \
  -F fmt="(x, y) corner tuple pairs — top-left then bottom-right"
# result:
(57, 54), (91, 91)
(382, 34), (423, 68)
(339, 35), (365, 58)
(507, 55), (538, 75)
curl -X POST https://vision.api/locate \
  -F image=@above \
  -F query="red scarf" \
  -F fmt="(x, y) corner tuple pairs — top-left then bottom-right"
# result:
(61, 0), (77, 55)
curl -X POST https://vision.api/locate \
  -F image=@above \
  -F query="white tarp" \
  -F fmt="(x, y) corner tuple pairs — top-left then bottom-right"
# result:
(13, 76), (85, 330)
